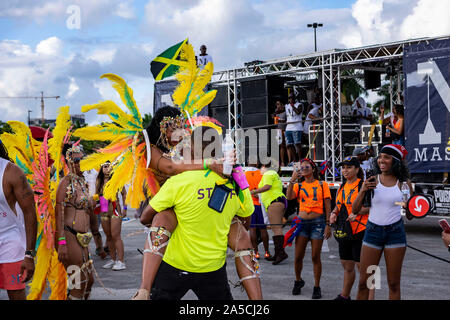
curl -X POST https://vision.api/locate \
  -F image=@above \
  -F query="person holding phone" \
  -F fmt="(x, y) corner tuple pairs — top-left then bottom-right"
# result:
(352, 144), (412, 300)
(286, 158), (331, 299)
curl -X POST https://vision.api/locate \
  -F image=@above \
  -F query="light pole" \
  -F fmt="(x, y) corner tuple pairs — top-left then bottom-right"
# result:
(307, 23), (323, 52)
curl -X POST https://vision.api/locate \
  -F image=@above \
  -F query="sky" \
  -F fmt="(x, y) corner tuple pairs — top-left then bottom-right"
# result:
(0, 0), (449, 125)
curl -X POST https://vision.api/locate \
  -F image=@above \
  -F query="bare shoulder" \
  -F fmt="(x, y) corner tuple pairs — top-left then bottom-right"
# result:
(4, 162), (28, 186)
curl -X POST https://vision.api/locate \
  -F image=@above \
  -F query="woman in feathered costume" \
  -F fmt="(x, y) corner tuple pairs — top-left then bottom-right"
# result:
(73, 42), (261, 300)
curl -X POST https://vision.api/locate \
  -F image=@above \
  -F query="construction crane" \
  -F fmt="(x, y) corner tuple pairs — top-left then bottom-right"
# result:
(0, 91), (60, 124)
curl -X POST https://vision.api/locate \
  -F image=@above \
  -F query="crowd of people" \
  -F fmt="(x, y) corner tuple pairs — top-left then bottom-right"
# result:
(0, 43), (443, 302)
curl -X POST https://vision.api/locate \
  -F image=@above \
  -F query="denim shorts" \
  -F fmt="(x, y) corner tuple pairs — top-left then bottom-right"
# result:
(285, 130), (302, 146)
(297, 216), (326, 240)
(363, 219), (407, 250)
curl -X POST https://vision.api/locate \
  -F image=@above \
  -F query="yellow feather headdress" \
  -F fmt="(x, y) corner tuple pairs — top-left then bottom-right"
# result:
(73, 74), (160, 208)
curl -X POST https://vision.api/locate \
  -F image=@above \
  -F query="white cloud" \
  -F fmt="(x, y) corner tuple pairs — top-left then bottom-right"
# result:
(400, 0), (450, 39)
(67, 77), (79, 98)
(36, 36), (63, 56)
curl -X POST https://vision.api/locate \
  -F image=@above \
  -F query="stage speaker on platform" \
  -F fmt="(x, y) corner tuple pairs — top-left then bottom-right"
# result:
(308, 128), (325, 162)
(364, 71), (381, 90)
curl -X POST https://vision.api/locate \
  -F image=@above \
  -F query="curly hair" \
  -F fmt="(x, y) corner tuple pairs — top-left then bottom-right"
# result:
(145, 106), (182, 154)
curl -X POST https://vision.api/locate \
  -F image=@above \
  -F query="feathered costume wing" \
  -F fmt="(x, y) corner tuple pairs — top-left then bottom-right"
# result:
(73, 74), (160, 208)
(0, 116), (68, 300)
(28, 128), (67, 300)
(0, 121), (40, 183)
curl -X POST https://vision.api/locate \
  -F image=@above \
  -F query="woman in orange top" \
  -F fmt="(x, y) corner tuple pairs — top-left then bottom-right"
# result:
(386, 104), (404, 146)
(329, 156), (371, 300)
(286, 158), (331, 299)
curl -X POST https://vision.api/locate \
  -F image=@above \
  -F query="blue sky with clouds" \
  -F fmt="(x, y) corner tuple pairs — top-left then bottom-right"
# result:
(0, 0), (449, 125)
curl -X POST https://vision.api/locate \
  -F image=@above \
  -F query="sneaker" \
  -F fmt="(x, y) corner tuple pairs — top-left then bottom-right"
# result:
(112, 260), (126, 271)
(264, 251), (272, 259)
(255, 252), (260, 259)
(334, 294), (351, 300)
(102, 259), (116, 269)
(292, 279), (305, 295)
(312, 286), (322, 299)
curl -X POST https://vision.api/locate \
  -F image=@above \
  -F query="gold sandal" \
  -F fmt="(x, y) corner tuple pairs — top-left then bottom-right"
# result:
(131, 289), (150, 300)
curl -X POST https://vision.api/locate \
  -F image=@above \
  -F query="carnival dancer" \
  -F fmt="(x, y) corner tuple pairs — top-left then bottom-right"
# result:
(286, 158), (331, 299)
(97, 161), (127, 271)
(73, 42), (261, 300)
(55, 144), (95, 300)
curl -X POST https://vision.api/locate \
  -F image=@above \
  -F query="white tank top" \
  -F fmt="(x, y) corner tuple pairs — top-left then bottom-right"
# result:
(0, 158), (26, 263)
(368, 176), (403, 226)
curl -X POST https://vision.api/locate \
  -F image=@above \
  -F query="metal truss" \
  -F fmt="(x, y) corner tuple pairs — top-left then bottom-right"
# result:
(210, 35), (450, 180)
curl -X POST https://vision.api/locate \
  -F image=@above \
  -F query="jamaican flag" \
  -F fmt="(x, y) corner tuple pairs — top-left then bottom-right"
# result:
(150, 39), (188, 81)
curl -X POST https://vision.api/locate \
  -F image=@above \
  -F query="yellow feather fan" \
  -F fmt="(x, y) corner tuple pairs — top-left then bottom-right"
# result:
(48, 106), (72, 186)
(73, 73), (160, 207)
(172, 43), (217, 118)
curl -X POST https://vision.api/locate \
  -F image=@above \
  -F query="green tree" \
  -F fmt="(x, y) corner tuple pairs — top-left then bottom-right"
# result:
(341, 70), (366, 105)
(142, 113), (152, 129)
(0, 121), (12, 134)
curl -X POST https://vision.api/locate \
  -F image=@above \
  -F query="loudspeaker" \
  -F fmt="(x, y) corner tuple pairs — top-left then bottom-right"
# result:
(209, 85), (228, 107)
(361, 125), (382, 144)
(364, 71), (381, 90)
(308, 128), (325, 161)
(209, 106), (229, 130)
(341, 124), (361, 144)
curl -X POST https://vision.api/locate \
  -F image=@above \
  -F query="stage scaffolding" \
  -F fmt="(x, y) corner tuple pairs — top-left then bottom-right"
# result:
(209, 35), (450, 182)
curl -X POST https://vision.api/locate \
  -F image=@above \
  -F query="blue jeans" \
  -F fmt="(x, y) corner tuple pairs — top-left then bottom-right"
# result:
(363, 219), (407, 250)
(285, 130), (302, 146)
(297, 216), (326, 240)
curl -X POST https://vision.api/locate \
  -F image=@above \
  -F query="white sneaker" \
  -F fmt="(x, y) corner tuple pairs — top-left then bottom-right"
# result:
(102, 259), (116, 269)
(112, 260), (126, 271)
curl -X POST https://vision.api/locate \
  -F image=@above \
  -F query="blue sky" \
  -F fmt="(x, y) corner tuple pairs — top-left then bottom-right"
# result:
(0, 0), (449, 124)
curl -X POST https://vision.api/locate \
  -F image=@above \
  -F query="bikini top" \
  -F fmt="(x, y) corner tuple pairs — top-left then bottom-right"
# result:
(65, 174), (90, 211)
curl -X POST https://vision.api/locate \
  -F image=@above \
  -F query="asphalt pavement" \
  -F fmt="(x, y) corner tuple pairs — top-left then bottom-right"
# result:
(1, 210), (449, 300)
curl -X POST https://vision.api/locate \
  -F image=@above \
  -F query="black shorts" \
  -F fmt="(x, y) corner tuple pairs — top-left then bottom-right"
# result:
(151, 261), (233, 300)
(337, 231), (365, 262)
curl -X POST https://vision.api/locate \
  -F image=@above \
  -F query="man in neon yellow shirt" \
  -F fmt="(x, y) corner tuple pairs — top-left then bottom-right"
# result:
(140, 127), (254, 300)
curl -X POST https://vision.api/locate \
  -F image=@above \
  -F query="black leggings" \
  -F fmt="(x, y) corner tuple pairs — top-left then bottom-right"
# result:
(151, 261), (233, 300)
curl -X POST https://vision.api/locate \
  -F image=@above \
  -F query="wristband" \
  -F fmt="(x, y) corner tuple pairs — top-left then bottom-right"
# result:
(58, 240), (67, 246)
(123, 205), (127, 210)
(25, 254), (34, 260)
(203, 159), (209, 170)
(58, 237), (66, 241)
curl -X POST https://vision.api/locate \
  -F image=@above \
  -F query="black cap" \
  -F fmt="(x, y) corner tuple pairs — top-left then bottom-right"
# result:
(338, 156), (360, 168)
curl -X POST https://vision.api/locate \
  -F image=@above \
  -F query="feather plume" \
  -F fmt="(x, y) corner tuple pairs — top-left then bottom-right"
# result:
(172, 43), (216, 117)
(100, 73), (142, 126)
(48, 106), (72, 186)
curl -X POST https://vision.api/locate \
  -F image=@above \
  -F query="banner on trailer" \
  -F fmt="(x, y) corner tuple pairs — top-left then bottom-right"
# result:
(404, 38), (450, 173)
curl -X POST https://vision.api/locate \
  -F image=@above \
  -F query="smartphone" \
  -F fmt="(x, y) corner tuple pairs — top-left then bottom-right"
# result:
(208, 184), (232, 213)
(439, 219), (450, 233)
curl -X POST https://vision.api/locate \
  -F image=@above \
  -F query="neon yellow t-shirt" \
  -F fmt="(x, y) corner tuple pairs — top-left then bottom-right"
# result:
(149, 170), (254, 273)
(258, 170), (285, 210)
